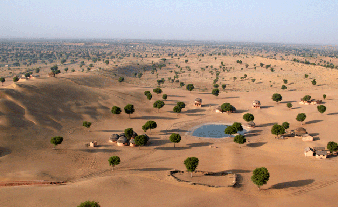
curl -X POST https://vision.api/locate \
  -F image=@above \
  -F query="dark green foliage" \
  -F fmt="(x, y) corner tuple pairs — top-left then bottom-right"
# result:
(153, 88), (162, 94)
(64, 67), (68, 72)
(327, 141), (338, 153)
(251, 79), (256, 83)
(281, 85), (287, 90)
(224, 126), (237, 135)
(25, 73), (31, 78)
(296, 113), (306, 123)
(271, 124), (285, 137)
(283, 79), (288, 84)
(323, 94), (326, 100)
(61, 59), (66, 64)
(162, 94), (167, 100)
(251, 167), (270, 189)
(135, 135), (148, 147)
(111, 106), (121, 114)
(185, 59), (188, 63)
(144, 91), (151, 96)
(232, 122), (243, 132)
(213, 84), (219, 88)
(118, 77), (124, 82)
(212, 88), (220, 96)
(105, 60), (109, 65)
(243, 113), (254, 122)
(77, 200), (100, 207)
(13, 76), (19, 82)
(50, 65), (60, 74)
(177, 102), (186, 109)
(0, 77), (5, 86)
(50, 136), (63, 147)
(302, 95), (311, 101)
(147, 93), (152, 100)
(153, 100), (165, 111)
(221, 103), (235, 113)
(186, 84), (194, 91)
(180, 82), (185, 87)
(287, 103), (293, 109)
(173, 106), (182, 113)
(124, 104), (135, 118)
(305, 74), (309, 78)
(317, 105), (326, 113)
(222, 84), (226, 89)
(234, 135), (246, 144)
(124, 128), (134, 139)
(142, 121), (157, 132)
(108, 156), (120, 170)
(184, 157), (199, 177)
(169, 133), (181, 147)
(272, 93), (282, 103)
(311, 79), (316, 85)
(83, 121), (92, 128)
(282, 122), (290, 129)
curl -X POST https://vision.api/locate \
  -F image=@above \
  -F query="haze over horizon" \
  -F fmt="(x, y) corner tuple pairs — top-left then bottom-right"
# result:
(1, 0), (337, 45)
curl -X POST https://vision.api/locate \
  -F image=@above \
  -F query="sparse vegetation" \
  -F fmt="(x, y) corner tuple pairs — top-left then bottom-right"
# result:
(251, 167), (270, 190)
(184, 157), (199, 177)
(272, 93), (282, 103)
(108, 156), (120, 171)
(169, 133), (181, 147)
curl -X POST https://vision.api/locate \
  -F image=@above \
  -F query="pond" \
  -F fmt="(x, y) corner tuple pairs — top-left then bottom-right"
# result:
(192, 124), (246, 138)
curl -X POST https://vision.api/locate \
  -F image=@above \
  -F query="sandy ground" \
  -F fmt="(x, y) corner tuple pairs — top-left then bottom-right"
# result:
(1, 54), (338, 206)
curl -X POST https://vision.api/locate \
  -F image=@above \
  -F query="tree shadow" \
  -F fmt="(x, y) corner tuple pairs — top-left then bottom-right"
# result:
(246, 142), (267, 147)
(155, 142), (213, 150)
(0, 147), (11, 157)
(309, 133), (319, 137)
(79, 148), (119, 153)
(280, 101), (297, 103)
(185, 109), (206, 113)
(149, 137), (172, 147)
(305, 120), (323, 124)
(186, 142), (213, 148)
(260, 106), (274, 109)
(327, 112), (338, 115)
(259, 122), (277, 127)
(95, 130), (121, 132)
(202, 104), (218, 107)
(226, 96), (240, 99)
(134, 116), (178, 120)
(169, 95), (185, 97)
(236, 109), (248, 113)
(269, 179), (315, 189)
(132, 168), (172, 171)
(160, 129), (189, 135)
(293, 107), (301, 109)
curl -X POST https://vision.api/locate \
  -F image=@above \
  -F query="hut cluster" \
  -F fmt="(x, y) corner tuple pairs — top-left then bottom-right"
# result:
(109, 133), (149, 147)
(304, 147), (334, 159)
(291, 127), (314, 141)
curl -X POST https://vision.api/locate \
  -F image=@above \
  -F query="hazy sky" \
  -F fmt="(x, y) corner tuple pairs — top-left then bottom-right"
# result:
(1, 0), (337, 45)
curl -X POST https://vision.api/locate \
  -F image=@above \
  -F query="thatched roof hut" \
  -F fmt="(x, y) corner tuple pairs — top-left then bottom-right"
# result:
(109, 134), (120, 143)
(294, 127), (307, 136)
(117, 136), (129, 146)
(129, 138), (136, 147)
(195, 98), (202, 107)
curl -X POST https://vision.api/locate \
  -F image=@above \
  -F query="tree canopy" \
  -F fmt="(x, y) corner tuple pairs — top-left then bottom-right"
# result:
(296, 113), (306, 123)
(282, 122), (290, 129)
(186, 84), (194, 91)
(212, 88), (220, 96)
(272, 93), (282, 103)
(111, 106), (121, 114)
(108, 156), (120, 171)
(162, 94), (167, 100)
(177, 102), (186, 109)
(124, 104), (135, 118)
(317, 105), (326, 113)
(124, 128), (134, 139)
(135, 135), (148, 148)
(77, 201), (100, 207)
(153, 88), (162, 94)
(234, 135), (246, 144)
(0, 77), (5, 86)
(327, 141), (338, 153)
(243, 113), (254, 122)
(142, 120), (157, 132)
(184, 157), (199, 177)
(271, 124), (285, 137)
(251, 167), (270, 189)
(169, 133), (181, 147)
(153, 100), (165, 112)
(302, 95), (311, 101)
(50, 136), (63, 148)
(221, 103), (235, 113)
(287, 103), (292, 109)
(173, 106), (182, 113)
(83, 121), (92, 128)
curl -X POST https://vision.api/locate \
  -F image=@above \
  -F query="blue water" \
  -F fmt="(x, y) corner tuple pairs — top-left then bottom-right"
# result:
(192, 124), (246, 138)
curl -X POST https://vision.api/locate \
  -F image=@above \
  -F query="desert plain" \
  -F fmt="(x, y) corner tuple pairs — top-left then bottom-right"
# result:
(0, 41), (338, 206)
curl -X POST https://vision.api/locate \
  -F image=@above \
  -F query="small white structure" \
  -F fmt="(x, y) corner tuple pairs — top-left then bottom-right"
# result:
(89, 141), (98, 147)
(252, 100), (261, 109)
(304, 147), (314, 157)
(195, 98), (202, 107)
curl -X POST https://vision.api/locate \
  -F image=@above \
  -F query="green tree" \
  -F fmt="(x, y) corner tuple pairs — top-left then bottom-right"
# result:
(61, 59), (66, 64)
(144, 91), (151, 96)
(282, 122), (290, 129)
(108, 156), (120, 171)
(232, 122), (243, 132)
(243, 113), (254, 122)
(124, 104), (135, 118)
(83, 121), (92, 128)
(222, 84), (226, 90)
(311, 79), (317, 85)
(162, 94), (167, 100)
(251, 167), (270, 190)
(327, 141), (338, 153)
(317, 105), (326, 113)
(147, 93), (152, 100)
(281, 85), (287, 90)
(142, 120), (157, 133)
(186, 84), (194, 92)
(234, 135), (246, 144)
(185, 59), (188, 63)
(64, 67), (68, 72)
(287, 103), (292, 109)
(169, 133), (181, 147)
(153, 88), (162, 95)
(283, 79), (288, 84)
(213, 84), (219, 88)
(50, 136), (63, 149)
(221, 103), (235, 113)
(105, 60), (109, 65)
(296, 113), (306, 124)
(180, 82), (185, 87)
(323, 94), (326, 100)
(305, 74), (309, 78)
(271, 124), (285, 137)
(212, 88), (220, 96)
(111, 106), (121, 114)
(13, 76), (19, 82)
(224, 126), (237, 136)
(153, 100), (165, 112)
(118, 77), (124, 82)
(272, 93), (282, 103)
(184, 157), (199, 177)
(173, 106), (182, 113)
(177, 102), (186, 109)
(135, 135), (148, 149)
(77, 201), (100, 207)
(124, 128), (134, 139)
(0, 77), (5, 86)
(302, 95), (311, 101)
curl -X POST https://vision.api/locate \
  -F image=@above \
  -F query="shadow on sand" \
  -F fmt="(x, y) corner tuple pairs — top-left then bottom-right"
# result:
(246, 142), (267, 147)
(155, 142), (213, 150)
(269, 179), (315, 189)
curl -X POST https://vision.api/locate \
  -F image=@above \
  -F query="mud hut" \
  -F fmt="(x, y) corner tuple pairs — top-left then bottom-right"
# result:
(293, 127), (307, 137)
(247, 121), (255, 128)
(89, 141), (98, 147)
(304, 147), (314, 157)
(129, 138), (136, 147)
(316, 150), (327, 159)
(117, 136), (129, 146)
(252, 100), (261, 109)
(194, 98), (202, 107)
(109, 134), (120, 143)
